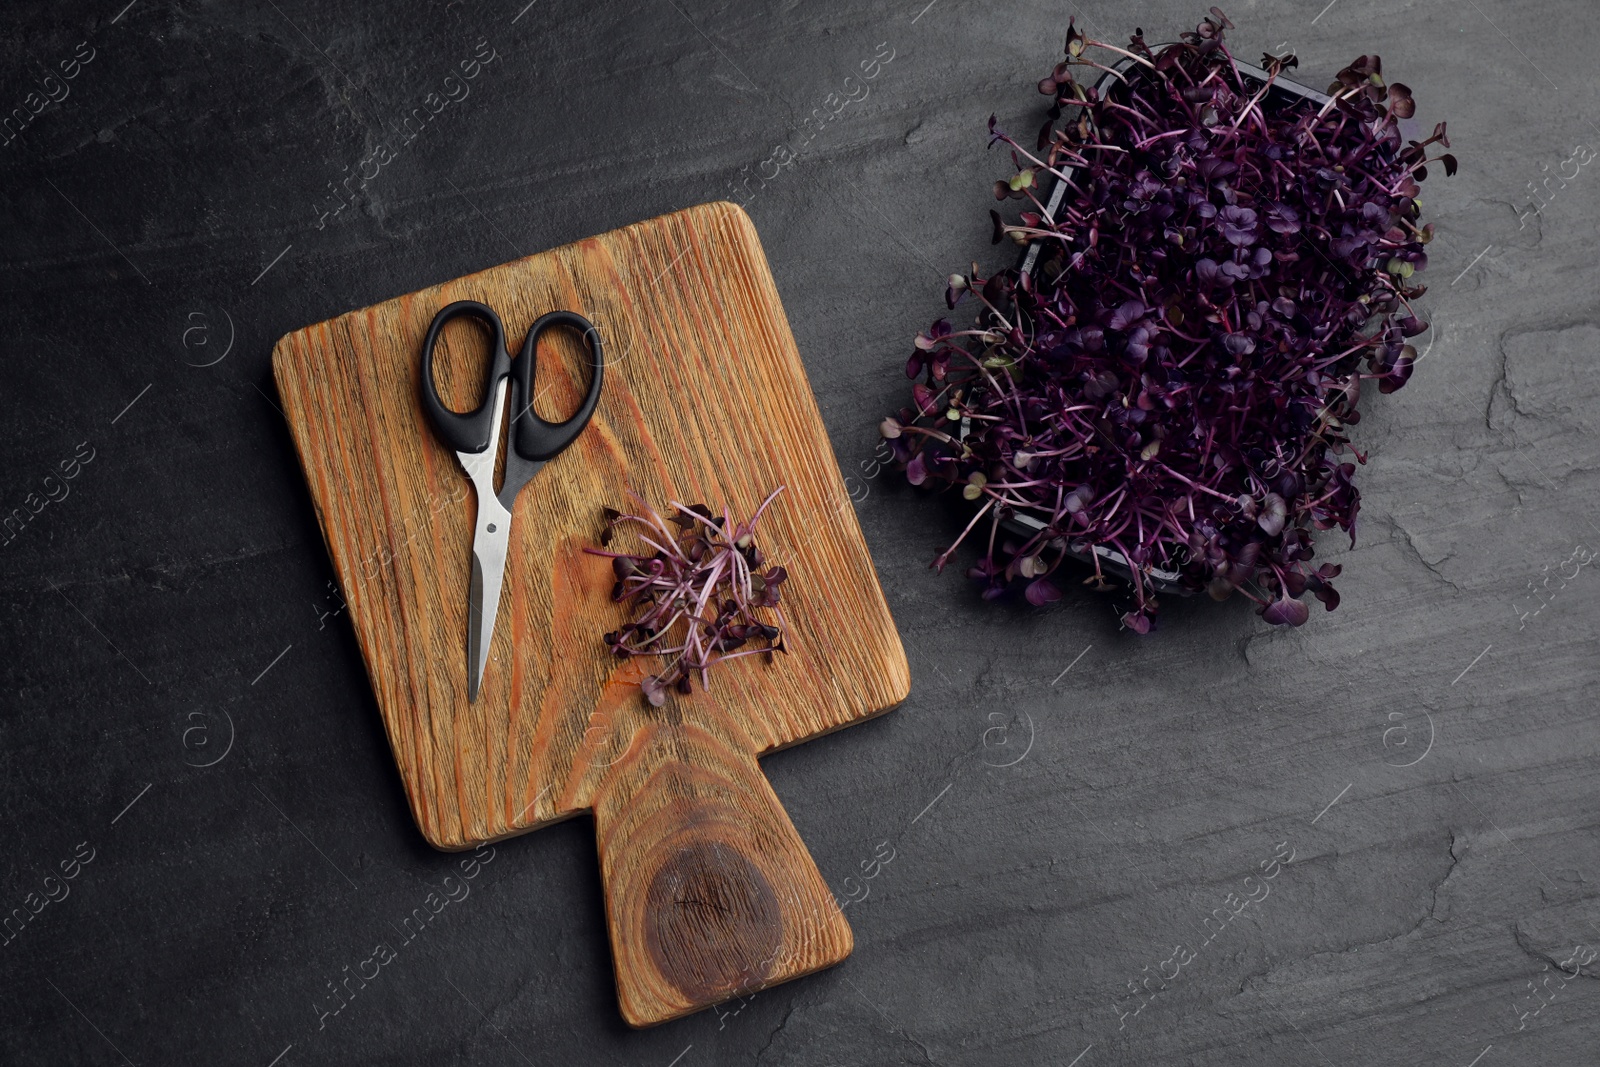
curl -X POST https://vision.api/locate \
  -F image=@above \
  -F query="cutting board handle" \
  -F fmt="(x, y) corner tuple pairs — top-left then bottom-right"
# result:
(593, 720), (853, 1027)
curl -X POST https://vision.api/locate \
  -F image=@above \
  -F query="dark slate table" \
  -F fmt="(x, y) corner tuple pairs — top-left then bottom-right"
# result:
(3, 0), (1596, 1063)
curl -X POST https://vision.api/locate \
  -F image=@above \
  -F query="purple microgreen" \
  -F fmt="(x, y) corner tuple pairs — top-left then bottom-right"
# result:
(1261, 595), (1311, 627)
(885, 9), (1452, 631)
(585, 488), (790, 702)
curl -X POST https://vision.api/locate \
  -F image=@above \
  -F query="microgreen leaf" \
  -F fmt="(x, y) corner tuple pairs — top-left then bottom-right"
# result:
(1262, 595), (1310, 627)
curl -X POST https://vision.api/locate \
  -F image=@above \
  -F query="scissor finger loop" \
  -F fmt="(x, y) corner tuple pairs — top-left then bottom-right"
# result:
(510, 309), (606, 462)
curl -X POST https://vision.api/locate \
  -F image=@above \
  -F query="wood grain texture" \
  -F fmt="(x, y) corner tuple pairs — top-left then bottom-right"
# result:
(271, 201), (907, 1025)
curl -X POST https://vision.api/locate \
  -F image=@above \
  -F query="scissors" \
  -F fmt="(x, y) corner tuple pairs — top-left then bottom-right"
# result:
(420, 300), (605, 701)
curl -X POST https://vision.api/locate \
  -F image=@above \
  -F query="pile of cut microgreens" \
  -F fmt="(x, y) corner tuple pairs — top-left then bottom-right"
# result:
(585, 488), (789, 706)
(881, 8), (1453, 630)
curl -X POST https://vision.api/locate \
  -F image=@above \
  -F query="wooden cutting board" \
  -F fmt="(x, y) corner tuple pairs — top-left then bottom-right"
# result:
(271, 201), (909, 1026)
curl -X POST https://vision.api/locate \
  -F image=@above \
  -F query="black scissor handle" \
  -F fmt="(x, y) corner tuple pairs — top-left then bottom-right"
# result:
(510, 310), (606, 462)
(420, 300), (512, 455)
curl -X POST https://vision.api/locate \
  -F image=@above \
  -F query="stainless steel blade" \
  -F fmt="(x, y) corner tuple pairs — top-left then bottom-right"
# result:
(466, 506), (511, 701)
(457, 378), (514, 702)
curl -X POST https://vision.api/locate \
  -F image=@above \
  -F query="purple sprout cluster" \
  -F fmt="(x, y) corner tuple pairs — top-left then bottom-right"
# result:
(882, 8), (1453, 630)
(586, 488), (789, 705)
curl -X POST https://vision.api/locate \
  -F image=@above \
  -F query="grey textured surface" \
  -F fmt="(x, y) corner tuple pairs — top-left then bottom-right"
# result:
(2, 0), (1597, 1064)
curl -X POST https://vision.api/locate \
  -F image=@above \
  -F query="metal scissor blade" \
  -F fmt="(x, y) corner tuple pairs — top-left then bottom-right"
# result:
(457, 375), (515, 703)
(466, 493), (513, 702)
